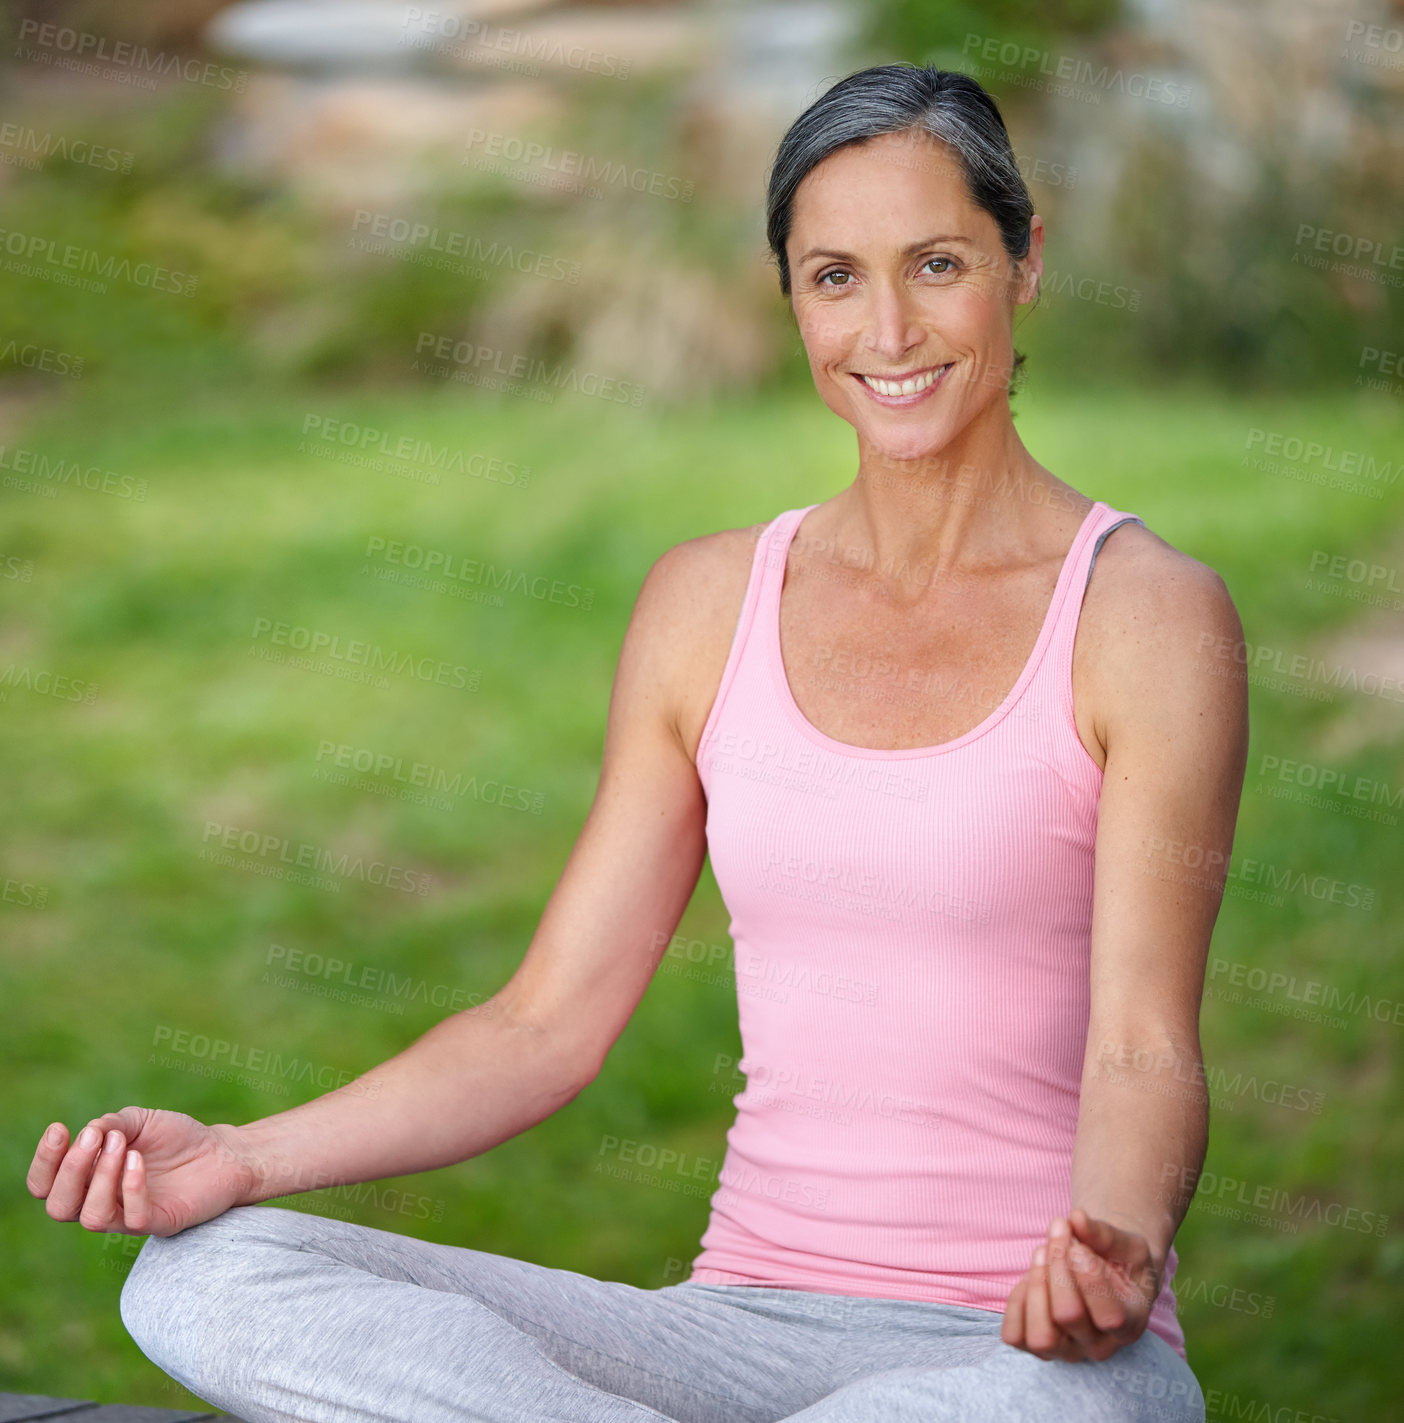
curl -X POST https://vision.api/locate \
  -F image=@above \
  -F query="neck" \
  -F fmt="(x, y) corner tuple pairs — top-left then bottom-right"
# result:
(840, 399), (1078, 582)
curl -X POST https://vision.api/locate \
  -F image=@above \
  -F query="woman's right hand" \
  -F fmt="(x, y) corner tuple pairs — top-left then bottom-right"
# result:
(26, 1106), (261, 1238)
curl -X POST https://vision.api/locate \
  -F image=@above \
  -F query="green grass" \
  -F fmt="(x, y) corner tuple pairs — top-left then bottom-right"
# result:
(2, 374), (1401, 1414)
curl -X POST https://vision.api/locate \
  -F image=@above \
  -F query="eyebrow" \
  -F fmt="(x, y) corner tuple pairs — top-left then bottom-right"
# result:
(794, 234), (976, 266)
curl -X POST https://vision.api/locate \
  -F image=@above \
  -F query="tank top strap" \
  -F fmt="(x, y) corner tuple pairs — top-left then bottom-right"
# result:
(694, 505), (815, 793)
(755, 502), (819, 611)
(1034, 500), (1146, 736)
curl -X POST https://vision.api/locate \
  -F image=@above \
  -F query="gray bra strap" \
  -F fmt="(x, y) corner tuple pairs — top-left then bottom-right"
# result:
(1086, 515), (1144, 586)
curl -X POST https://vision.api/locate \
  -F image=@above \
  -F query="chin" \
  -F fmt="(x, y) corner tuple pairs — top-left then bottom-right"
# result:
(861, 421), (956, 463)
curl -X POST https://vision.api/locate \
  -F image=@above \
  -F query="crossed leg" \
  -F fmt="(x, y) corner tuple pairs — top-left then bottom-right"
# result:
(118, 1204), (1204, 1423)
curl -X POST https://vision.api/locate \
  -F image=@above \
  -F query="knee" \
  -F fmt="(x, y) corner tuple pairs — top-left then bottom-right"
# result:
(1098, 1339), (1205, 1423)
(119, 1205), (297, 1380)
(990, 1335), (1205, 1423)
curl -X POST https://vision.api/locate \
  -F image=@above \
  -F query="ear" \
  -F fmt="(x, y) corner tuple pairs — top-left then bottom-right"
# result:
(1013, 216), (1045, 306)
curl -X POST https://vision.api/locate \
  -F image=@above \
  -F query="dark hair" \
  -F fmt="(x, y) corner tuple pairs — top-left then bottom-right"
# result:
(765, 63), (1037, 390)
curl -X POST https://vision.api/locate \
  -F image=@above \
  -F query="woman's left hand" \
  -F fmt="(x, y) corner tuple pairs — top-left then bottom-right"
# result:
(1000, 1207), (1162, 1363)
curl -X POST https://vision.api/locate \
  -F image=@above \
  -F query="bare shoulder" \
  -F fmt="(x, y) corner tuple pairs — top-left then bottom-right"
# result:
(1079, 516), (1247, 748)
(629, 519), (772, 760)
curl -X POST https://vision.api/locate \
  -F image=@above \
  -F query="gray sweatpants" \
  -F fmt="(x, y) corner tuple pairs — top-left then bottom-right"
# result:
(118, 1205), (1205, 1423)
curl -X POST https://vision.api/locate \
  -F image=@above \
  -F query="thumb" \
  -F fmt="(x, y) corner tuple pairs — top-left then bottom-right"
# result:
(1068, 1209), (1138, 1259)
(1069, 1211), (1160, 1299)
(89, 1105), (153, 1144)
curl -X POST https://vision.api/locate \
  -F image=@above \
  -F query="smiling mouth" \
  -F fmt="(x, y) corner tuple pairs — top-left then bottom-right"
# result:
(852, 363), (953, 400)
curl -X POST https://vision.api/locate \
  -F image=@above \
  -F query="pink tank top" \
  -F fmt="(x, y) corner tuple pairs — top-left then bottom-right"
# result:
(687, 499), (1186, 1361)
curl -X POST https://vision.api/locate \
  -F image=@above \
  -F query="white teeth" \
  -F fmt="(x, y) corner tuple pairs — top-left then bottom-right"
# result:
(859, 365), (948, 397)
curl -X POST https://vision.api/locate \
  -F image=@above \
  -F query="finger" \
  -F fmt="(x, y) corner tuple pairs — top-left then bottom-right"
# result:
(1069, 1206), (1126, 1252)
(1022, 1244), (1068, 1360)
(1067, 1235), (1131, 1335)
(44, 1121), (111, 1221)
(26, 1122), (71, 1198)
(77, 1129), (128, 1232)
(121, 1149), (153, 1235)
(1068, 1210), (1157, 1308)
(1068, 1208), (1132, 1261)
(1045, 1218), (1100, 1353)
(1030, 1242), (1086, 1362)
(1000, 1276), (1027, 1348)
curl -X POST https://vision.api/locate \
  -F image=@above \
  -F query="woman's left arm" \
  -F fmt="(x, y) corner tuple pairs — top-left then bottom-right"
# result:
(1002, 545), (1250, 1363)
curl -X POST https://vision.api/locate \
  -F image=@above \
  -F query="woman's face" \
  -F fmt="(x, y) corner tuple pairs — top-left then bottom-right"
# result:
(785, 127), (1042, 464)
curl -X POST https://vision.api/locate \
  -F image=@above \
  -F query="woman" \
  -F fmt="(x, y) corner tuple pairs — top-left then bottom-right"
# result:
(27, 64), (1247, 1422)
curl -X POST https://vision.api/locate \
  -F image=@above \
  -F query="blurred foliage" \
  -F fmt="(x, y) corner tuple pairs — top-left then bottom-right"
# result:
(0, 68), (773, 405)
(1068, 123), (1402, 390)
(4, 0), (243, 52)
(3, 19), (1400, 406)
(852, 0), (1124, 65)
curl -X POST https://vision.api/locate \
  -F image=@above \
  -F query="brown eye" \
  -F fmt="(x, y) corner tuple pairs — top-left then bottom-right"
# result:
(925, 257), (955, 275)
(818, 270), (851, 287)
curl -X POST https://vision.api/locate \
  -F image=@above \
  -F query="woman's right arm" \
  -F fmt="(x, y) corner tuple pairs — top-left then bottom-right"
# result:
(26, 538), (716, 1237)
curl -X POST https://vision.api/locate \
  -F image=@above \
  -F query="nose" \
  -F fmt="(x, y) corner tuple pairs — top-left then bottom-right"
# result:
(861, 277), (924, 366)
